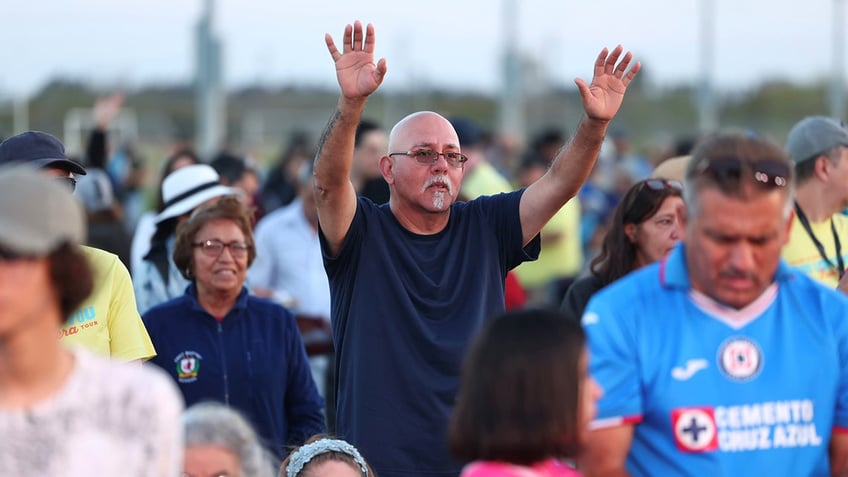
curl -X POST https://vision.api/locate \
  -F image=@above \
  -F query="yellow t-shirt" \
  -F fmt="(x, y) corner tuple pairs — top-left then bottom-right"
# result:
(782, 213), (848, 288)
(60, 246), (156, 361)
(461, 162), (513, 199)
(514, 198), (583, 288)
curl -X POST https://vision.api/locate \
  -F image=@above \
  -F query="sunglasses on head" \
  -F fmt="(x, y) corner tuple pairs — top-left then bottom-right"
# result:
(623, 178), (683, 223)
(641, 178), (683, 192)
(694, 156), (790, 189)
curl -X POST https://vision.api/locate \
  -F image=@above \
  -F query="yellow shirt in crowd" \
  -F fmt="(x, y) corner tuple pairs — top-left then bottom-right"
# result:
(782, 213), (848, 288)
(514, 198), (583, 288)
(60, 246), (156, 361)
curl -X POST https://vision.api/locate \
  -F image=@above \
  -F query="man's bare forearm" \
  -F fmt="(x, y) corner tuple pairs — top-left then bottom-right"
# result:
(314, 98), (367, 191)
(547, 116), (609, 201)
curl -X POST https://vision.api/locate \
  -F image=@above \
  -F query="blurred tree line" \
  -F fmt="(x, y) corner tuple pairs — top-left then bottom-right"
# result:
(0, 74), (840, 165)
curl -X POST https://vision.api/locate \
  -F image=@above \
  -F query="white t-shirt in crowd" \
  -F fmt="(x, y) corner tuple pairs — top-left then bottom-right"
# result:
(0, 349), (184, 476)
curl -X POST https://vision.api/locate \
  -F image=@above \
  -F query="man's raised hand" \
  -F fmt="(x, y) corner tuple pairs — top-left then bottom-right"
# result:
(575, 45), (641, 123)
(325, 21), (387, 102)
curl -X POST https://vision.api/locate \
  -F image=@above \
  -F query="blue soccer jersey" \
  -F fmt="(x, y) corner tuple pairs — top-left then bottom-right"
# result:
(584, 244), (848, 476)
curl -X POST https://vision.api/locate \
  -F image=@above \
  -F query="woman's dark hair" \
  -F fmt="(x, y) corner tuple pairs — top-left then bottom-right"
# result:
(590, 179), (682, 285)
(49, 243), (94, 320)
(448, 308), (587, 466)
(173, 196), (256, 280)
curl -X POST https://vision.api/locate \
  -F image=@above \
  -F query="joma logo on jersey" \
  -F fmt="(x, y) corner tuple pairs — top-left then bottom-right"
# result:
(175, 351), (203, 383)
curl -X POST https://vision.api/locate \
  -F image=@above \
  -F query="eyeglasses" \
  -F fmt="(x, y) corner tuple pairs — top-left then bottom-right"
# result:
(55, 176), (77, 193)
(192, 239), (251, 258)
(694, 156), (790, 189)
(388, 149), (468, 168)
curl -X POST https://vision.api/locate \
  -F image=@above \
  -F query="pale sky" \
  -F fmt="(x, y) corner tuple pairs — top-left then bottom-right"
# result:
(1, 0), (841, 98)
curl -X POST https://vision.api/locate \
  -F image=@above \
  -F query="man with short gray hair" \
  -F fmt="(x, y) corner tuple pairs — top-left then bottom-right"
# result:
(581, 132), (848, 476)
(782, 116), (848, 288)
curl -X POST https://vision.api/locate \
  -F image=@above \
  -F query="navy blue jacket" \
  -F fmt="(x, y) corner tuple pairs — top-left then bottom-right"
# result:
(143, 285), (325, 459)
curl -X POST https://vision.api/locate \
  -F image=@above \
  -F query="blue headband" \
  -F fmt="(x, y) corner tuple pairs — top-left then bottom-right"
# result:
(286, 439), (368, 477)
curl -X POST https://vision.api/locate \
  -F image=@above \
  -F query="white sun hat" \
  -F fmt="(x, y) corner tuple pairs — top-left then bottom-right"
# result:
(155, 164), (236, 224)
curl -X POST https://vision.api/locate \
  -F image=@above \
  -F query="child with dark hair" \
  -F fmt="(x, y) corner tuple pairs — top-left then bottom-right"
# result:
(448, 308), (602, 476)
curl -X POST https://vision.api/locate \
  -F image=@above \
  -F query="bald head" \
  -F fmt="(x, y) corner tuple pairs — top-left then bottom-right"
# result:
(388, 111), (459, 153)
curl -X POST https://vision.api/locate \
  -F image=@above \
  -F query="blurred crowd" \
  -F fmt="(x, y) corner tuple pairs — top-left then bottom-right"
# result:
(64, 94), (693, 310)
(5, 20), (848, 477)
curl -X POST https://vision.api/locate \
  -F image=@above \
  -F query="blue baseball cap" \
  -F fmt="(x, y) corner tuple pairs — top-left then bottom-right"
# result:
(0, 131), (87, 175)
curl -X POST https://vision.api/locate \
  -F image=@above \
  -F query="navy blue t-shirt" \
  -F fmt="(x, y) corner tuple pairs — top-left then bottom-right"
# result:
(321, 190), (540, 477)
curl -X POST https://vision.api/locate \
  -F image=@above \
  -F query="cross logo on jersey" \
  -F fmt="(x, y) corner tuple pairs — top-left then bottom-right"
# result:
(718, 337), (763, 381)
(672, 407), (718, 452)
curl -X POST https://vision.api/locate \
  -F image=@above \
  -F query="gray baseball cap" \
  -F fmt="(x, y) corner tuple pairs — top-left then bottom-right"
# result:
(0, 167), (86, 256)
(785, 116), (848, 164)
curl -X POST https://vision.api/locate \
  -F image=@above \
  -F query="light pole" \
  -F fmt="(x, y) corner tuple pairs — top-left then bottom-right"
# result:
(697, 0), (718, 133)
(195, 0), (226, 159)
(497, 0), (525, 140)
(832, 0), (845, 119)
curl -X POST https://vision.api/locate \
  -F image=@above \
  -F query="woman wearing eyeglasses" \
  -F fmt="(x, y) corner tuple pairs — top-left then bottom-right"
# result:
(561, 179), (684, 319)
(143, 196), (326, 462)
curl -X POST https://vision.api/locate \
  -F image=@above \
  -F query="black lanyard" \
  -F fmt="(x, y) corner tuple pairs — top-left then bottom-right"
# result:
(794, 202), (844, 279)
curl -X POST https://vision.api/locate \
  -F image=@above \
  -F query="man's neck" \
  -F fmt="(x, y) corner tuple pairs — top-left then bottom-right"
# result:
(795, 182), (842, 222)
(0, 319), (74, 408)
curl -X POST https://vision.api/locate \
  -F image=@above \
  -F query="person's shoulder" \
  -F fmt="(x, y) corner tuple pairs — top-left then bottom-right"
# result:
(82, 245), (131, 283)
(595, 263), (663, 302)
(244, 296), (300, 337)
(351, 195), (395, 230)
(143, 294), (190, 320)
(356, 194), (386, 213)
(466, 188), (524, 203)
(74, 349), (182, 404)
(584, 264), (667, 326)
(458, 189), (524, 212)
(82, 245), (121, 267)
(783, 267), (848, 308)
(570, 274), (605, 294)
(832, 212), (848, 228)
(246, 295), (295, 319)
(459, 461), (507, 477)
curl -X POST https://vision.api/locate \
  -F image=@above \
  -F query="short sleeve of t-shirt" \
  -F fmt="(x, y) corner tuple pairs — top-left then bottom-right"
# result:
(104, 253), (155, 361)
(584, 286), (644, 426)
(79, 247), (155, 361)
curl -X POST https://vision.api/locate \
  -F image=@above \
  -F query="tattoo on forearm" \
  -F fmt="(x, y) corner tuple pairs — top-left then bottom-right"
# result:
(314, 108), (342, 167)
